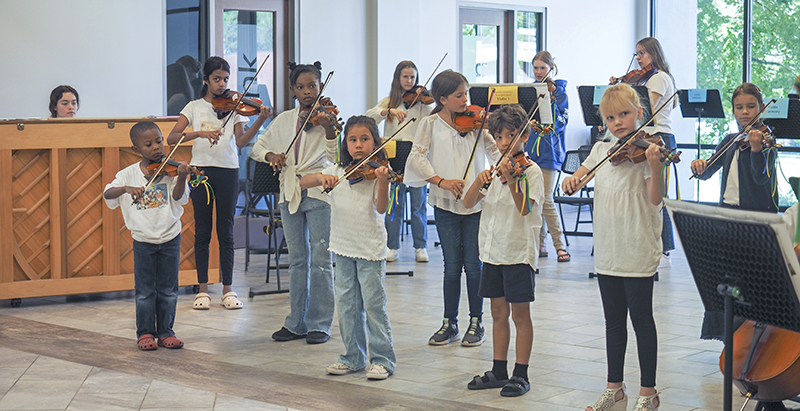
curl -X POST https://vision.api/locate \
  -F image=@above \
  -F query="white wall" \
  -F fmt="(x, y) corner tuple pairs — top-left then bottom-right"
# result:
(0, 0), (165, 119)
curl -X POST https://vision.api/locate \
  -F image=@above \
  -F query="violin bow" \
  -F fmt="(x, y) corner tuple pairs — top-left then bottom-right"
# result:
(454, 89), (496, 201)
(322, 118), (417, 194)
(565, 89), (680, 195)
(690, 98), (777, 179)
(133, 133), (187, 205)
(406, 53), (447, 110)
(480, 94), (545, 190)
(218, 54), (271, 134)
(283, 70), (335, 159)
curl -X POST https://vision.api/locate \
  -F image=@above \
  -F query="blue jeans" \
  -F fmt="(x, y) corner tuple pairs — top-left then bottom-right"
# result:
(385, 183), (427, 250)
(279, 192), (334, 335)
(133, 235), (181, 339)
(433, 207), (483, 323)
(334, 254), (396, 373)
(657, 133), (676, 253)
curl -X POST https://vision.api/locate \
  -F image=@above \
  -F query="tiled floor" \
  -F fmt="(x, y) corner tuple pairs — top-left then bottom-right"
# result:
(0, 208), (778, 410)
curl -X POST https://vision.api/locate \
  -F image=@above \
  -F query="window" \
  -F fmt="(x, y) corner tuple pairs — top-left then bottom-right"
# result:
(165, 0), (209, 115)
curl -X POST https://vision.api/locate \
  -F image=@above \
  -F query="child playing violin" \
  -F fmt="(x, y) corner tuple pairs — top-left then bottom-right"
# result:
(103, 121), (191, 351)
(462, 105), (544, 397)
(405, 70), (501, 347)
(366, 60), (433, 263)
(562, 84), (664, 411)
(251, 61), (339, 344)
(691, 83), (777, 213)
(527, 50), (569, 262)
(167, 56), (270, 311)
(300, 115), (396, 380)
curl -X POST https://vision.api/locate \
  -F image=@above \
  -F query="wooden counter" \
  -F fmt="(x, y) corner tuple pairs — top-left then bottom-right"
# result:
(0, 117), (219, 302)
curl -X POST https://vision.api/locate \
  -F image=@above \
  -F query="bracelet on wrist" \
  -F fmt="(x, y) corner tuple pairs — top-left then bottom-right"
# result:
(437, 178), (443, 188)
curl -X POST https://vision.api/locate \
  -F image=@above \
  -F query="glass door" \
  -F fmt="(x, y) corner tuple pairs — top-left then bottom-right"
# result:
(460, 9), (505, 84)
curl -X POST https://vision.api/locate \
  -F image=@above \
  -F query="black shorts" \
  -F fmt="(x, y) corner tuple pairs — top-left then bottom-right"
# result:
(478, 263), (535, 303)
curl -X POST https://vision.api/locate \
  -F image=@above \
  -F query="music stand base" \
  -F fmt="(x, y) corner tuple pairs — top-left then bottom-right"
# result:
(248, 283), (289, 297)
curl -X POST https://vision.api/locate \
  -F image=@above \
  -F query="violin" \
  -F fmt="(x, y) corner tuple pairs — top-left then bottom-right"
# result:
(454, 105), (487, 134)
(402, 85), (434, 109)
(344, 156), (403, 185)
(145, 156), (202, 178)
(299, 96), (343, 131)
(211, 89), (264, 119)
(608, 130), (682, 166)
(612, 64), (656, 85)
(735, 121), (777, 151)
(720, 320), (800, 402)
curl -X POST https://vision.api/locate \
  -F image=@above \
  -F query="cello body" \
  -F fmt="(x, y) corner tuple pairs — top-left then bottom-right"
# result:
(720, 320), (800, 401)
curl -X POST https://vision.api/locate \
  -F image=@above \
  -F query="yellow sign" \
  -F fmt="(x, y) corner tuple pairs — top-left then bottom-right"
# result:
(489, 85), (519, 105)
(383, 139), (397, 158)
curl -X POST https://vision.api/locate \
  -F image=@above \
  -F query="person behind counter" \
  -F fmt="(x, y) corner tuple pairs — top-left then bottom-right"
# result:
(49, 85), (79, 118)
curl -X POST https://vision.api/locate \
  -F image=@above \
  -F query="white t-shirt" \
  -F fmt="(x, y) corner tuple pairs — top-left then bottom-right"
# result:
(104, 162), (189, 244)
(365, 97), (432, 141)
(251, 106), (338, 213)
(581, 142), (662, 277)
(180, 98), (248, 169)
(644, 71), (675, 135)
(404, 113), (500, 213)
(479, 163), (544, 270)
(324, 164), (388, 261)
(723, 150), (741, 206)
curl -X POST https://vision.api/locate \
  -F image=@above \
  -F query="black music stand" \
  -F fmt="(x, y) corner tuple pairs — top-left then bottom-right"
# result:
(764, 98), (800, 139)
(577, 85), (652, 128)
(386, 140), (414, 277)
(665, 199), (800, 411)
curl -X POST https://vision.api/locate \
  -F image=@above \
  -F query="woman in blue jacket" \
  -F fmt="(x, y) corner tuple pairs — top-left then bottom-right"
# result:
(526, 51), (569, 262)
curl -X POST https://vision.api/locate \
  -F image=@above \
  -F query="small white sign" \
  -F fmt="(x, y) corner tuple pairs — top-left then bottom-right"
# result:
(688, 89), (707, 103)
(593, 85), (610, 105)
(761, 98), (789, 119)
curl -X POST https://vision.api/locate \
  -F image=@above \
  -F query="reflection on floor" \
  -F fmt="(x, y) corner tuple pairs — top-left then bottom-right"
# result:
(0, 208), (771, 410)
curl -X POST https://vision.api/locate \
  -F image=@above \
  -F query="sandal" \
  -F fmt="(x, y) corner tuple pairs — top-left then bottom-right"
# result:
(539, 245), (549, 257)
(557, 249), (571, 262)
(137, 334), (157, 351)
(500, 375), (530, 397)
(158, 335), (184, 349)
(467, 371), (509, 390)
(193, 292), (211, 310)
(588, 384), (627, 411)
(221, 291), (243, 310)
(632, 390), (659, 411)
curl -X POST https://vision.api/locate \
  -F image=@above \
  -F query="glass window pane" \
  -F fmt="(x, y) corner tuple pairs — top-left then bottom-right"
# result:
(166, 0), (202, 115)
(753, 3), (800, 207)
(515, 11), (538, 83)
(462, 24), (498, 84)
(223, 10), (274, 110)
(695, 0), (743, 202)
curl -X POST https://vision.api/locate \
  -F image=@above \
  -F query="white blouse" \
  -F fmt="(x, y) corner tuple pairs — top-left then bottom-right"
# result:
(251, 106), (338, 213)
(324, 164), (388, 261)
(404, 113), (500, 214)
(479, 164), (544, 269)
(581, 142), (662, 277)
(365, 97), (432, 141)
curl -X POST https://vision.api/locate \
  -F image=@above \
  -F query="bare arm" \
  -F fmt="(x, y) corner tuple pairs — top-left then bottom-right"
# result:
(374, 167), (390, 214)
(462, 169), (492, 209)
(645, 145), (665, 206)
(234, 106), (271, 148)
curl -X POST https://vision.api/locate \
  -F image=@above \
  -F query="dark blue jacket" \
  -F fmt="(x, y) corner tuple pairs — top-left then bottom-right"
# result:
(526, 79), (568, 170)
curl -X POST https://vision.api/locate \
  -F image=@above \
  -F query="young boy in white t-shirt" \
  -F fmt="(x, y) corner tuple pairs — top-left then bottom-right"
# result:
(462, 105), (544, 397)
(104, 121), (190, 351)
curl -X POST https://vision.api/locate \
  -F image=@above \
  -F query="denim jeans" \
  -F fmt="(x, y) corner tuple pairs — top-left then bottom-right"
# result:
(433, 207), (483, 324)
(133, 235), (181, 339)
(385, 183), (427, 250)
(657, 133), (676, 253)
(279, 192), (334, 335)
(334, 254), (396, 373)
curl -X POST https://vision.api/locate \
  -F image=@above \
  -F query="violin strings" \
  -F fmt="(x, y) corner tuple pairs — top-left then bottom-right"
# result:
(219, 54), (271, 132)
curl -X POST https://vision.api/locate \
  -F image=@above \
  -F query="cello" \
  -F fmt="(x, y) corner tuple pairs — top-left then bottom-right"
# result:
(719, 241), (800, 406)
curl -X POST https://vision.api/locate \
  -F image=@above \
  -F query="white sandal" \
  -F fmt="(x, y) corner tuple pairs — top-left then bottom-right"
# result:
(193, 292), (211, 310)
(221, 291), (243, 310)
(632, 390), (659, 411)
(587, 384), (627, 411)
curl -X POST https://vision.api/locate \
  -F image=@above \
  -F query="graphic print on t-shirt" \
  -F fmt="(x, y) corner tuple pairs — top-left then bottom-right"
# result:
(136, 183), (168, 210)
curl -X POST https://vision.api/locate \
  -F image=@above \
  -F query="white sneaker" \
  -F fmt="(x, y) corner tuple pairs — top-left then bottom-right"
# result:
(326, 362), (358, 375)
(415, 248), (429, 262)
(366, 363), (390, 380)
(386, 249), (398, 262)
